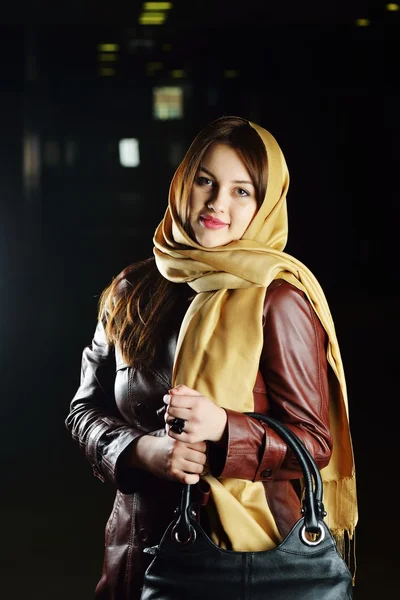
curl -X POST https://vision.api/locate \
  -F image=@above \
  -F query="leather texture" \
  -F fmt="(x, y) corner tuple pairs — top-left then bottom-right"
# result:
(140, 416), (352, 600)
(65, 262), (332, 600)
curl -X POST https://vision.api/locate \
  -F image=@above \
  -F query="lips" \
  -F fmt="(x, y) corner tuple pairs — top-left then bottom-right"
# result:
(199, 214), (228, 229)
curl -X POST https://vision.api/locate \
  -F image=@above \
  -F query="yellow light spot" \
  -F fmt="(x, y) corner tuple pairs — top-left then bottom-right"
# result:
(144, 2), (172, 9)
(97, 53), (118, 62)
(98, 67), (115, 76)
(355, 18), (370, 27)
(162, 43), (172, 51)
(139, 12), (166, 24)
(171, 69), (185, 78)
(224, 69), (239, 78)
(97, 43), (120, 52)
(386, 3), (400, 10)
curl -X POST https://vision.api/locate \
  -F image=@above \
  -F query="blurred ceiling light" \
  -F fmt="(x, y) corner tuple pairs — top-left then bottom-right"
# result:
(144, 2), (172, 9)
(386, 3), (399, 10)
(153, 86), (183, 120)
(224, 69), (239, 78)
(171, 69), (185, 78)
(99, 67), (116, 76)
(139, 12), (166, 24)
(355, 18), (370, 26)
(119, 139), (140, 167)
(97, 53), (118, 62)
(97, 43), (120, 52)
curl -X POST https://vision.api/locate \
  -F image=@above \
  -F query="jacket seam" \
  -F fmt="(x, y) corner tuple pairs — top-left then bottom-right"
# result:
(124, 492), (137, 593)
(86, 421), (109, 463)
(307, 302), (325, 418)
(148, 366), (171, 390)
(227, 449), (261, 455)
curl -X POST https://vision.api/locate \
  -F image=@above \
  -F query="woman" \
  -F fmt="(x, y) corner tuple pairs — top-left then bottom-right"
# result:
(66, 116), (357, 599)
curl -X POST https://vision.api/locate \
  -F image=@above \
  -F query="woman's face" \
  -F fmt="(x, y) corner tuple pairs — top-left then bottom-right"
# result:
(188, 143), (258, 248)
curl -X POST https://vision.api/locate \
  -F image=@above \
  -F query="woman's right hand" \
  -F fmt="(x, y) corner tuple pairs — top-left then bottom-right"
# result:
(130, 434), (207, 485)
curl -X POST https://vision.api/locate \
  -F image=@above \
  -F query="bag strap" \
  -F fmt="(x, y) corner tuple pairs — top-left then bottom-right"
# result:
(173, 413), (326, 543)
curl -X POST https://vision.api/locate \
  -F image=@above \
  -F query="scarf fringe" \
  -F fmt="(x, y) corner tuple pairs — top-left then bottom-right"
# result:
(323, 477), (358, 538)
(332, 528), (357, 586)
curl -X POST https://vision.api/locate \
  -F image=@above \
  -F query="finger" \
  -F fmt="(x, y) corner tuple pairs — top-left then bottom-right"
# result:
(167, 428), (208, 449)
(174, 444), (207, 466)
(186, 448), (207, 466)
(163, 394), (199, 409)
(182, 473), (200, 485)
(169, 384), (202, 396)
(186, 441), (207, 453)
(168, 437), (207, 454)
(165, 407), (191, 422)
(167, 427), (192, 442)
(168, 467), (200, 485)
(182, 460), (204, 474)
(168, 428), (206, 446)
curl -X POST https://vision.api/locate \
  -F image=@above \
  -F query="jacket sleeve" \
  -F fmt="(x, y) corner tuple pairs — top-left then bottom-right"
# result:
(65, 317), (150, 492)
(208, 280), (332, 482)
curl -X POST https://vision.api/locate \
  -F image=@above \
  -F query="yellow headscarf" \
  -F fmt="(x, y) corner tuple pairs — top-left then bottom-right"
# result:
(153, 119), (358, 553)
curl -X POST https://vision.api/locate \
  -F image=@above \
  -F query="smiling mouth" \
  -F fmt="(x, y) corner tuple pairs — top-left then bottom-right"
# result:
(199, 215), (228, 229)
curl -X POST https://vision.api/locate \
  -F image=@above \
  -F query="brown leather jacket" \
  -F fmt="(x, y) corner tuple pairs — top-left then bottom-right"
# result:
(65, 276), (332, 600)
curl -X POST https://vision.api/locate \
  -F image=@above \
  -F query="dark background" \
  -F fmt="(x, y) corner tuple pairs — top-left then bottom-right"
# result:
(0, 1), (396, 598)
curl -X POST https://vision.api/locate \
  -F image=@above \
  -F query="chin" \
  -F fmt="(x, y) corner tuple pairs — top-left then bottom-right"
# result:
(199, 237), (231, 249)
(194, 232), (225, 248)
(190, 223), (234, 248)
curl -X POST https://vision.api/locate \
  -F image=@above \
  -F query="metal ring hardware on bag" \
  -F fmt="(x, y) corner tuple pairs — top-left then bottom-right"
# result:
(171, 483), (197, 545)
(300, 523), (326, 546)
(173, 526), (197, 545)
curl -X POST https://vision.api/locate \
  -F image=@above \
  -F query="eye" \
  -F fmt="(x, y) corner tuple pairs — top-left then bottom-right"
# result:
(235, 187), (250, 197)
(196, 176), (214, 187)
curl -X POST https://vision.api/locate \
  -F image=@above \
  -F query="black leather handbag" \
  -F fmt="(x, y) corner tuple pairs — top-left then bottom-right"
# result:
(140, 413), (353, 600)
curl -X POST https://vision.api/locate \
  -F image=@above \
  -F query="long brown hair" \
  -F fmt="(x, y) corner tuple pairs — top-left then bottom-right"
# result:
(99, 117), (268, 367)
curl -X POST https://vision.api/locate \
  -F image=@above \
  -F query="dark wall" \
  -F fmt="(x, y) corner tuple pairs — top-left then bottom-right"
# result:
(0, 15), (395, 599)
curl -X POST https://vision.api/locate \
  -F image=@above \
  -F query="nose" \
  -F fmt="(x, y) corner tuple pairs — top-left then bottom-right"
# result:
(209, 187), (230, 212)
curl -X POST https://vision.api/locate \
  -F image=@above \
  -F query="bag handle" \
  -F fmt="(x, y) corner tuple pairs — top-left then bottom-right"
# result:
(173, 413), (326, 544)
(246, 413), (326, 527)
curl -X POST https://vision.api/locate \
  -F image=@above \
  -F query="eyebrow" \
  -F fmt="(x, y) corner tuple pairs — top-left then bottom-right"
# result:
(199, 166), (254, 186)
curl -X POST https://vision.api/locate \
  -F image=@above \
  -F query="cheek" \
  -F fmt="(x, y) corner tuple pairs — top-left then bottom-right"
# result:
(188, 193), (196, 222)
(188, 190), (201, 218)
(238, 203), (258, 230)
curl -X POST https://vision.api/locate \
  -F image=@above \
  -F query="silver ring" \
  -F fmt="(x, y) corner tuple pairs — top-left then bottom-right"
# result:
(173, 527), (196, 545)
(300, 523), (325, 546)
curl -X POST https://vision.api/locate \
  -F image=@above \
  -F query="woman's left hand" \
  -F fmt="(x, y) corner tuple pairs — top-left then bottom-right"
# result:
(163, 384), (227, 444)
